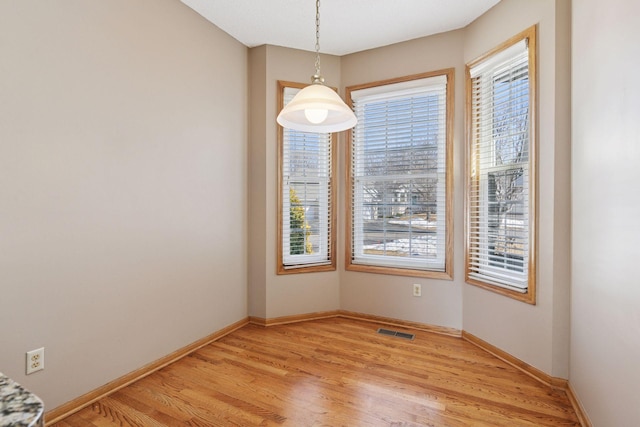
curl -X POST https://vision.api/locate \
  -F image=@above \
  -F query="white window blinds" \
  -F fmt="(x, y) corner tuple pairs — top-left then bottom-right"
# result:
(350, 75), (448, 271)
(467, 39), (531, 291)
(282, 87), (332, 267)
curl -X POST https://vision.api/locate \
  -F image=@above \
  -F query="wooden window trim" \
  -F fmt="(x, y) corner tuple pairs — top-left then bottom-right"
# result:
(345, 69), (454, 280)
(464, 26), (537, 304)
(276, 81), (337, 275)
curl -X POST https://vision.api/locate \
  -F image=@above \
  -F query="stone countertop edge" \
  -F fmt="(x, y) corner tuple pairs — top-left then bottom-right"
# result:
(0, 372), (44, 427)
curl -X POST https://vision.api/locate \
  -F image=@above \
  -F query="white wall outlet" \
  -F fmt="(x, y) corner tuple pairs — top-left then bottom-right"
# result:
(26, 347), (44, 375)
(413, 283), (422, 297)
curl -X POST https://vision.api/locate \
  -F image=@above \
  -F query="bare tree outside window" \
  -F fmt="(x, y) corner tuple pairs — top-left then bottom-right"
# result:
(487, 70), (529, 273)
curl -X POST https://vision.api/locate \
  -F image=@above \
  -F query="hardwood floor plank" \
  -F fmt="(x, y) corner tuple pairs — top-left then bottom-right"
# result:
(283, 321), (575, 417)
(123, 377), (232, 427)
(231, 324), (569, 423)
(50, 318), (579, 426)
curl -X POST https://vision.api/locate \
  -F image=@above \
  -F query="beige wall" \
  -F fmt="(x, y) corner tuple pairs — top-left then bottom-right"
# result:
(571, 0), (640, 424)
(340, 31), (465, 330)
(0, 0), (248, 410)
(462, 0), (572, 378)
(248, 45), (341, 319)
(248, 46), (268, 319)
(4, 0), (612, 420)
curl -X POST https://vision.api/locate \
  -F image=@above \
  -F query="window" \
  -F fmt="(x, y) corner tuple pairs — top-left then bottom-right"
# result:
(465, 26), (537, 303)
(346, 70), (453, 278)
(277, 81), (336, 274)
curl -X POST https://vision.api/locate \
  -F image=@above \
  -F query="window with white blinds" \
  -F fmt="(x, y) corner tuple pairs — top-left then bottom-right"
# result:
(466, 28), (536, 299)
(347, 72), (452, 276)
(278, 83), (335, 272)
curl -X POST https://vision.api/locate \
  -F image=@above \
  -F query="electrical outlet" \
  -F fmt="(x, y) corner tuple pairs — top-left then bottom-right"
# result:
(26, 347), (44, 375)
(413, 283), (422, 297)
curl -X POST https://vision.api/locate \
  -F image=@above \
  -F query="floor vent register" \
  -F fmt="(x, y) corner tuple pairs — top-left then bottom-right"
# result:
(376, 328), (415, 341)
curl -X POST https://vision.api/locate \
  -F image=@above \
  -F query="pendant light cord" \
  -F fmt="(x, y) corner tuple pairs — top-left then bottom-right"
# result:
(312, 0), (324, 84)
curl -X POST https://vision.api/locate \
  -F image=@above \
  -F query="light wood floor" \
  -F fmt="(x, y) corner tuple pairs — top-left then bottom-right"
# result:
(50, 318), (580, 426)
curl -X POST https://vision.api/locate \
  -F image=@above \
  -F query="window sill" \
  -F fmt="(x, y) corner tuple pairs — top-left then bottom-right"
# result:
(465, 276), (536, 304)
(277, 262), (336, 275)
(346, 261), (452, 280)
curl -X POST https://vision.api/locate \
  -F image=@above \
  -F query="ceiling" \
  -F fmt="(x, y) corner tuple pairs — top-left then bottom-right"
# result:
(180, 0), (501, 56)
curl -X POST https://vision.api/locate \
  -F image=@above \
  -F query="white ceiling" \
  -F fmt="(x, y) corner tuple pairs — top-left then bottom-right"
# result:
(180, 0), (501, 56)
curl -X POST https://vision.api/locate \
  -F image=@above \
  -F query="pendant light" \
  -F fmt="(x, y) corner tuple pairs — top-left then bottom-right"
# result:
(277, 0), (357, 133)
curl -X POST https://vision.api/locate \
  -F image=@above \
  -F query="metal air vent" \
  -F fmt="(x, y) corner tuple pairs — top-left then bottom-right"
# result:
(377, 328), (415, 340)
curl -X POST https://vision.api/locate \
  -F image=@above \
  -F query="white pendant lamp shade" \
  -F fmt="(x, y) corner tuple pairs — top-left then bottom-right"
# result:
(277, 83), (357, 133)
(276, 0), (357, 133)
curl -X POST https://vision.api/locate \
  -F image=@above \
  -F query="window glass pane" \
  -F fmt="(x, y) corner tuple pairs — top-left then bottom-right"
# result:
(487, 168), (526, 272)
(493, 66), (529, 166)
(350, 74), (449, 272)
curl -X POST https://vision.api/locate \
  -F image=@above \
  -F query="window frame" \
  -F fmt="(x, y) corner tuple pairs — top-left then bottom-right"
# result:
(277, 81), (337, 274)
(345, 69), (454, 279)
(464, 26), (537, 304)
